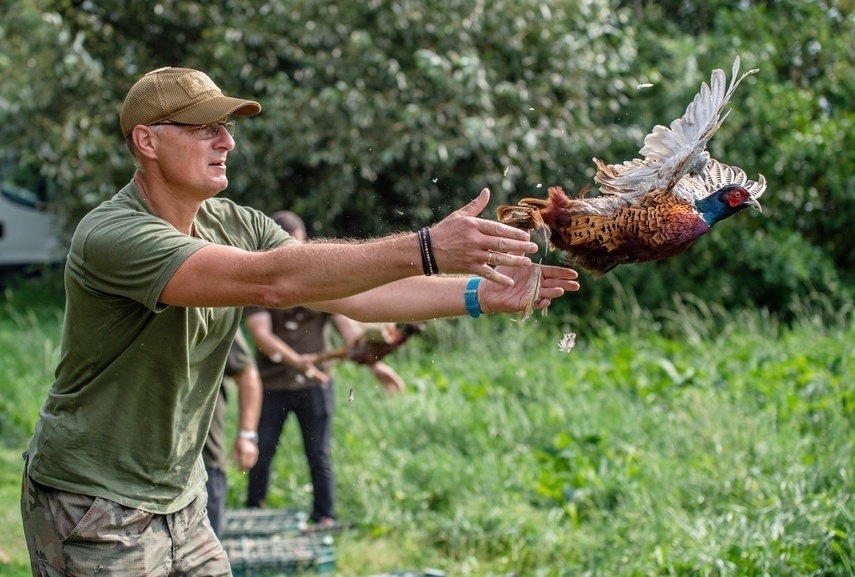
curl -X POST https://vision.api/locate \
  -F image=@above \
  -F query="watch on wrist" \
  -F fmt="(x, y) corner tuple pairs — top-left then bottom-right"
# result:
(238, 430), (259, 443)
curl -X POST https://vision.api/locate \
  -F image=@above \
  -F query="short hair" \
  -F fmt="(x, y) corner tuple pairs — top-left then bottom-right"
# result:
(125, 135), (141, 168)
(125, 125), (167, 169)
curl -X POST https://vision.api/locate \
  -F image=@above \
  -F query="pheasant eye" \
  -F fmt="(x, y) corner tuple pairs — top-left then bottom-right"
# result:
(727, 188), (748, 206)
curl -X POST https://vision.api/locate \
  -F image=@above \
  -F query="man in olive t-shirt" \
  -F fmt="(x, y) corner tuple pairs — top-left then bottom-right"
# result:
(20, 66), (577, 576)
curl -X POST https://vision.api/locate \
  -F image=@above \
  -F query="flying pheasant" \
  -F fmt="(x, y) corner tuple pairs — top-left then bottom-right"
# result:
(311, 323), (424, 366)
(497, 56), (767, 278)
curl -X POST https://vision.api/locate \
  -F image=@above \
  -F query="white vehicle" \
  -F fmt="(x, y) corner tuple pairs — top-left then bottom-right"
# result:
(0, 182), (66, 267)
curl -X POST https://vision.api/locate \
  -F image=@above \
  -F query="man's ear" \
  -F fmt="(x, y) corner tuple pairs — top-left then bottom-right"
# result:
(132, 125), (159, 160)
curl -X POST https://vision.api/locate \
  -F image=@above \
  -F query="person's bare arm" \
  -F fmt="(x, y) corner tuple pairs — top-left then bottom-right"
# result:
(370, 362), (405, 393)
(159, 189), (539, 308)
(312, 262), (579, 322)
(230, 363), (262, 472)
(330, 314), (364, 346)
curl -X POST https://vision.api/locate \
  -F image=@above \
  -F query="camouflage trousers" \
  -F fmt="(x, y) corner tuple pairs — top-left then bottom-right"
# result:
(20, 455), (231, 576)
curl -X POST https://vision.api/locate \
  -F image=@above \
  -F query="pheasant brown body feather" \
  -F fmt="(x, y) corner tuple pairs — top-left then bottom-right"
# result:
(497, 57), (767, 278)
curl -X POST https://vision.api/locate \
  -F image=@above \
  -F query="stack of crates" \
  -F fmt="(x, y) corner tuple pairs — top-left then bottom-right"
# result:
(221, 509), (336, 575)
(222, 509), (310, 538)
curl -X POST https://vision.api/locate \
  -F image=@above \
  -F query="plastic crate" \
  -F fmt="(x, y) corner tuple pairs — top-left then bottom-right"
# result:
(222, 533), (336, 576)
(222, 508), (309, 538)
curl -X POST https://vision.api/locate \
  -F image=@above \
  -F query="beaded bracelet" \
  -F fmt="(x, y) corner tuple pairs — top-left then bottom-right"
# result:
(423, 227), (438, 274)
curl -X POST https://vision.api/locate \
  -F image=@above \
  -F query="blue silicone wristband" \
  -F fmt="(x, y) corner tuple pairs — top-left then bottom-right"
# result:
(464, 277), (483, 318)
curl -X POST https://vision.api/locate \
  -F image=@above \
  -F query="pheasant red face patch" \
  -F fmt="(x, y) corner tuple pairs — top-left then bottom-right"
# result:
(728, 187), (749, 207)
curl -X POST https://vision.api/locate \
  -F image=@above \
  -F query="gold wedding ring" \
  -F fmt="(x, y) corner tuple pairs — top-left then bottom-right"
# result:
(487, 250), (494, 266)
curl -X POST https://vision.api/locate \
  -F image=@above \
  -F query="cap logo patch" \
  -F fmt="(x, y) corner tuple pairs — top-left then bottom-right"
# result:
(177, 73), (220, 99)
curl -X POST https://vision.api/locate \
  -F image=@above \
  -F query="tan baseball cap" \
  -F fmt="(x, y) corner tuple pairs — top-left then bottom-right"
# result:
(120, 67), (261, 137)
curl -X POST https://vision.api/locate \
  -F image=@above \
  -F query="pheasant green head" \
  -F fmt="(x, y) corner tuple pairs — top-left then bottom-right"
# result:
(697, 185), (762, 227)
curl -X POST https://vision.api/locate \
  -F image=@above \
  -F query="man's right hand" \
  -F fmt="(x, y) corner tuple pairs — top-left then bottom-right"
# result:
(428, 188), (539, 286)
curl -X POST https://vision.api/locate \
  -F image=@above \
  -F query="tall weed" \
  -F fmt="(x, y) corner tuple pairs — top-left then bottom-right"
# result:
(0, 278), (852, 575)
(0, 282), (63, 448)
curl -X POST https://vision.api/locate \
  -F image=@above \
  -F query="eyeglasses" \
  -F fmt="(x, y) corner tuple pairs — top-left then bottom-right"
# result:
(149, 120), (237, 139)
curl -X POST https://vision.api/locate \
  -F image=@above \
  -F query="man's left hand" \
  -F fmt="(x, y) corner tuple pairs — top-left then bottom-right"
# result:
(232, 438), (259, 472)
(479, 261), (580, 315)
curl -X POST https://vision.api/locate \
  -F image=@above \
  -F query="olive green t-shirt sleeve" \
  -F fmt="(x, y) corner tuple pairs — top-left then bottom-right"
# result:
(27, 184), (298, 514)
(66, 192), (295, 312)
(67, 208), (207, 311)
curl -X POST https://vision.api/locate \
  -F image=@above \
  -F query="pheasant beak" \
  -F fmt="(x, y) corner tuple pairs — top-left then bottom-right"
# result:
(748, 197), (762, 212)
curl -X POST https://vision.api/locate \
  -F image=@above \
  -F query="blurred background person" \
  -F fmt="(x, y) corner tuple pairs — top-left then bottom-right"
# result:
(245, 211), (406, 526)
(203, 330), (262, 537)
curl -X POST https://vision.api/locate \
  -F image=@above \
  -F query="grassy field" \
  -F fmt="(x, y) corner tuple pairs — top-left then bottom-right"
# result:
(1, 277), (853, 576)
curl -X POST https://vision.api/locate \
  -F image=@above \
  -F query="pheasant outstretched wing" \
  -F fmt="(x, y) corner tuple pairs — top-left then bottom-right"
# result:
(594, 57), (758, 204)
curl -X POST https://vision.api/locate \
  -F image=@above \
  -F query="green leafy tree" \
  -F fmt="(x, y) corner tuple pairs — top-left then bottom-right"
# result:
(2, 0), (853, 317)
(195, 0), (642, 238)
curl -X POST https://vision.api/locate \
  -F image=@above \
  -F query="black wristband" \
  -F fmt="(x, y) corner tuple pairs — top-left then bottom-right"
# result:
(418, 227), (439, 276)
(423, 227), (439, 275)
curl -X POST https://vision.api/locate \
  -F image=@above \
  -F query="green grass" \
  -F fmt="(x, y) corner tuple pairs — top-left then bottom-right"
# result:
(2, 276), (853, 575)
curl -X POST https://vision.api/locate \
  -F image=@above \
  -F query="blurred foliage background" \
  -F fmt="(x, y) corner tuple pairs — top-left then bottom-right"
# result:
(1, 0), (853, 321)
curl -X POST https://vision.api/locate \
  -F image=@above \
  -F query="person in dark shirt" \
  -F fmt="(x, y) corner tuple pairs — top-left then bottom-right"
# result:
(203, 330), (262, 537)
(245, 211), (405, 525)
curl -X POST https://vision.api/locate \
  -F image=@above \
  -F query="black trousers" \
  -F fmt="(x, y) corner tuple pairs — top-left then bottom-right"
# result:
(204, 467), (227, 537)
(247, 384), (335, 522)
